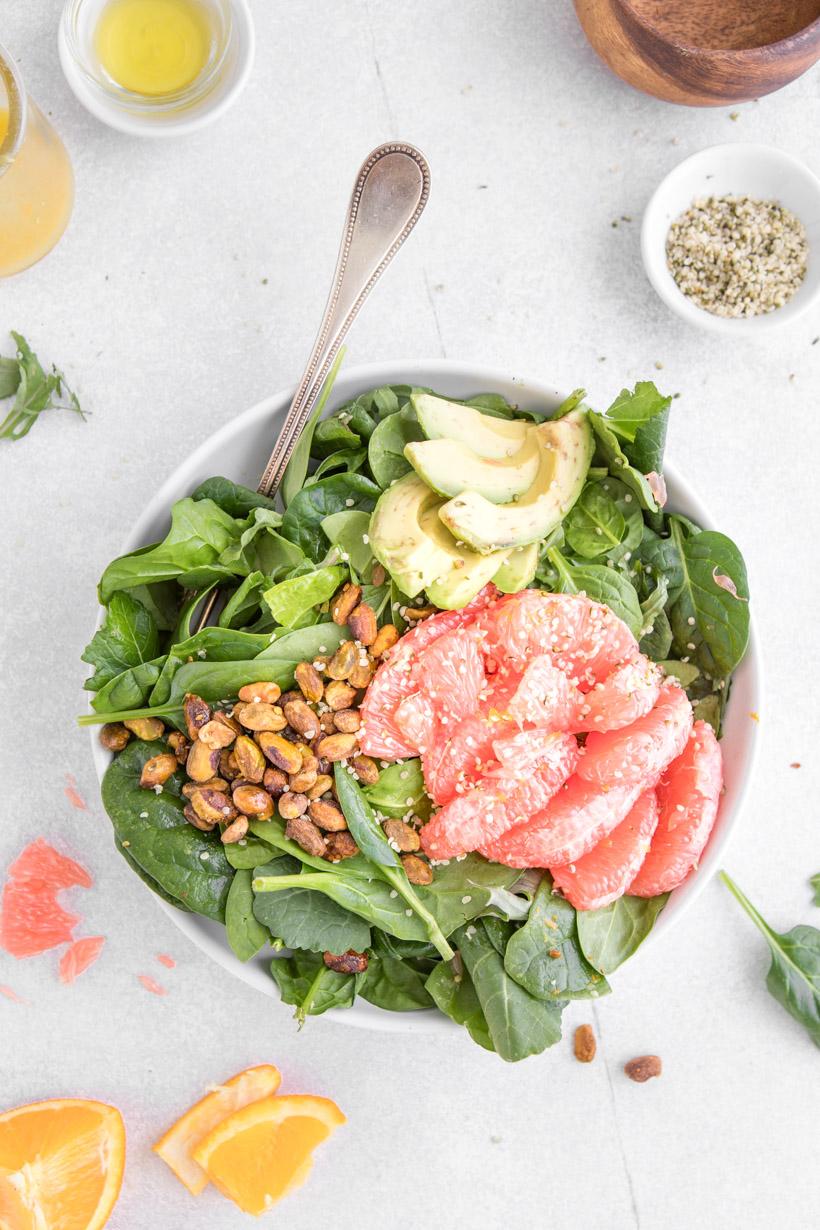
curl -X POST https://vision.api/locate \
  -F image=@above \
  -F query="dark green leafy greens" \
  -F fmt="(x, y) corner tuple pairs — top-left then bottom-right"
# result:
(504, 875), (610, 1000)
(721, 872), (819, 1048)
(0, 332), (85, 441)
(576, 894), (670, 975)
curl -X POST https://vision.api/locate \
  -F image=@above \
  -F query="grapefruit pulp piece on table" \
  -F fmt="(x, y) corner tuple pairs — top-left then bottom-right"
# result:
(550, 788), (660, 910)
(191, 1094), (346, 1216)
(0, 839), (92, 959)
(0, 1099), (124, 1230)
(629, 721), (723, 897)
(153, 1064), (281, 1196)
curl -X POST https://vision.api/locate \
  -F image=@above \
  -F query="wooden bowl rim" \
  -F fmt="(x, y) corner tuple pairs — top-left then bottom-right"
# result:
(618, 0), (820, 61)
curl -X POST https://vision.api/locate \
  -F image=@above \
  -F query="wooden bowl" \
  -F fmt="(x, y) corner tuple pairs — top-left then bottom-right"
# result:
(573, 0), (820, 106)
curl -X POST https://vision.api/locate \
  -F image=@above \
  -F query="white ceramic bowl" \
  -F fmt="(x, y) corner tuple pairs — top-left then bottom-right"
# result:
(89, 359), (761, 1034)
(641, 143), (820, 337)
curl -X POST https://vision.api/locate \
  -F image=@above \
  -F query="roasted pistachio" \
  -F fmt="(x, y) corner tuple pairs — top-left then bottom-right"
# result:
(124, 716), (166, 741)
(238, 681), (282, 704)
(182, 777), (227, 799)
(351, 754), (379, 785)
(289, 753), (319, 793)
(221, 815), (250, 844)
(219, 748), (240, 780)
(333, 709), (360, 733)
(308, 799), (347, 832)
(315, 732), (358, 762)
(99, 723), (131, 752)
(307, 774), (334, 800)
(323, 950), (368, 974)
(197, 719), (238, 750)
(190, 787), (236, 825)
(183, 802), (216, 832)
(182, 693), (210, 740)
(404, 606), (438, 621)
(232, 734), (266, 784)
(319, 710), (337, 734)
(401, 854), (433, 885)
(285, 814), (327, 857)
(186, 740), (222, 783)
(370, 562), (386, 586)
(324, 680), (357, 711)
(347, 657), (374, 689)
(347, 603), (377, 646)
(294, 661), (324, 703)
(232, 785), (275, 819)
(256, 731), (303, 775)
(325, 831), (359, 862)
(277, 791), (309, 820)
(326, 640), (357, 680)
(166, 730), (189, 763)
(139, 753), (178, 789)
(213, 710), (242, 736)
(263, 766), (288, 796)
(237, 701), (287, 732)
(383, 818), (420, 852)
(370, 623), (399, 659)
(331, 582), (362, 626)
(283, 697), (321, 740)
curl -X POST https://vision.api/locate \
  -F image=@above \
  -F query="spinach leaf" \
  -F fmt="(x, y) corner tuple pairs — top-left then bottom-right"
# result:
(217, 571), (267, 629)
(101, 740), (232, 921)
(226, 869), (270, 961)
(269, 950), (357, 1023)
(312, 447), (367, 482)
(577, 893), (669, 975)
(281, 348), (346, 508)
(564, 482), (626, 559)
(313, 416), (361, 456)
(218, 510), (304, 578)
(191, 476), (278, 518)
(358, 954), (434, 1012)
(721, 872), (819, 1048)
(456, 921), (564, 1061)
(546, 547), (643, 637)
(252, 857), (371, 954)
(320, 511), (373, 577)
(371, 931), (438, 961)
(255, 621), (348, 664)
(482, 916), (515, 955)
(604, 381), (671, 474)
(248, 818), (376, 881)
(368, 406), (424, 489)
(635, 529), (685, 602)
(589, 411), (660, 512)
(812, 874), (820, 908)
(504, 876), (610, 1000)
(82, 592), (159, 692)
(280, 473), (380, 559)
(253, 867), (432, 943)
(425, 958), (494, 1052)
(99, 498), (243, 601)
(263, 564), (347, 629)
(224, 836), (282, 870)
(334, 767), (454, 960)
(638, 575), (671, 658)
(116, 839), (192, 912)
(657, 659), (701, 689)
(363, 759), (429, 820)
(128, 580), (180, 632)
(416, 854), (529, 934)
(90, 659), (164, 716)
(668, 523), (750, 677)
(148, 627), (271, 706)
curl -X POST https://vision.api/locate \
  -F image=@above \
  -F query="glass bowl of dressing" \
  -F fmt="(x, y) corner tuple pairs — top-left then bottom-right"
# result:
(59, 0), (255, 136)
(0, 41), (74, 277)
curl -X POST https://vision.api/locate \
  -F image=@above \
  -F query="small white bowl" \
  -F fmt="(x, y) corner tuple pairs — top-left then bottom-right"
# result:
(641, 143), (820, 337)
(58, 0), (254, 137)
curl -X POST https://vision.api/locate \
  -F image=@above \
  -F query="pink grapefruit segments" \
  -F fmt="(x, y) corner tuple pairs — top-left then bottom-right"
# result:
(575, 656), (662, 733)
(550, 788), (659, 910)
(577, 679), (693, 789)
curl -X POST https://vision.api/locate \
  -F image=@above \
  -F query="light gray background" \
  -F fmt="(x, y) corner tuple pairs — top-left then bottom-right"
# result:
(0, 3), (817, 1228)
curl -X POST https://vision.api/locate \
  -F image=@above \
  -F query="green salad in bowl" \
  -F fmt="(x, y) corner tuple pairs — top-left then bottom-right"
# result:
(80, 360), (756, 1061)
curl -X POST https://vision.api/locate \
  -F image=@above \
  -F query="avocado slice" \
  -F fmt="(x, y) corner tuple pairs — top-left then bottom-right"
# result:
(492, 542), (539, 593)
(369, 473), (510, 607)
(438, 410), (594, 552)
(411, 393), (529, 459)
(404, 435), (539, 504)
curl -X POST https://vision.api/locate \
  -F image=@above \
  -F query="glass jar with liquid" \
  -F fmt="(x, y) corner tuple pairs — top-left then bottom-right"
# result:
(0, 43), (74, 277)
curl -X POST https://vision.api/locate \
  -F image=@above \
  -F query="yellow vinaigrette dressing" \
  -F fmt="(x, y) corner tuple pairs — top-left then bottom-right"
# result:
(94, 0), (214, 95)
(0, 57), (74, 277)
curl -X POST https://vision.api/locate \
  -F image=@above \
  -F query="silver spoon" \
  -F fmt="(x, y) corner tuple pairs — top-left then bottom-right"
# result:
(195, 141), (430, 628)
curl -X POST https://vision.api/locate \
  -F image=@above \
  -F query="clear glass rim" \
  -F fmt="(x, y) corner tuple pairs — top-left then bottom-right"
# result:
(0, 40), (27, 175)
(60, 0), (235, 115)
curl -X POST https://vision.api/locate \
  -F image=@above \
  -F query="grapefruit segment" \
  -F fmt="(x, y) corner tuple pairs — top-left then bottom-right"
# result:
(0, 1098), (125, 1230)
(424, 712), (506, 805)
(505, 655), (582, 730)
(154, 1064), (282, 1195)
(191, 1093), (345, 1216)
(393, 693), (437, 756)
(629, 721), (723, 896)
(575, 656), (662, 733)
(550, 788), (659, 909)
(577, 679), (693, 789)
(412, 628), (486, 725)
(481, 777), (643, 868)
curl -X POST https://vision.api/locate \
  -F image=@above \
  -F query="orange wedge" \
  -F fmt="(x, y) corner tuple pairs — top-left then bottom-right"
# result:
(0, 1098), (124, 1230)
(192, 1094), (346, 1215)
(153, 1064), (281, 1195)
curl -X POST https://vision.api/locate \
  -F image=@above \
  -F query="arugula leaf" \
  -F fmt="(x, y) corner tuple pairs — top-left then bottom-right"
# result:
(99, 498), (243, 601)
(425, 957), (494, 1051)
(504, 875), (610, 1001)
(191, 477), (278, 518)
(546, 547), (643, 637)
(0, 332), (85, 442)
(668, 523), (750, 677)
(358, 954), (433, 1012)
(82, 593), (159, 692)
(225, 869), (270, 961)
(263, 564), (346, 629)
(576, 894), (669, 974)
(456, 921), (564, 1061)
(269, 949), (357, 1023)
(280, 473), (380, 559)
(721, 872), (819, 1048)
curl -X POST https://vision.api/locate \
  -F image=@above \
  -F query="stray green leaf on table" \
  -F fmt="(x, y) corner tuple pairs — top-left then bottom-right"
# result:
(0, 332), (85, 442)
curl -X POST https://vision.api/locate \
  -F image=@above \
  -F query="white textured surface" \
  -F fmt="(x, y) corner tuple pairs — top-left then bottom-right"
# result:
(0, 3), (817, 1228)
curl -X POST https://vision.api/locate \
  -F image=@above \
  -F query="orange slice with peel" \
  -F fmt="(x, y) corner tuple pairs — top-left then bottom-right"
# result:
(0, 1098), (124, 1230)
(153, 1064), (281, 1195)
(192, 1093), (346, 1215)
